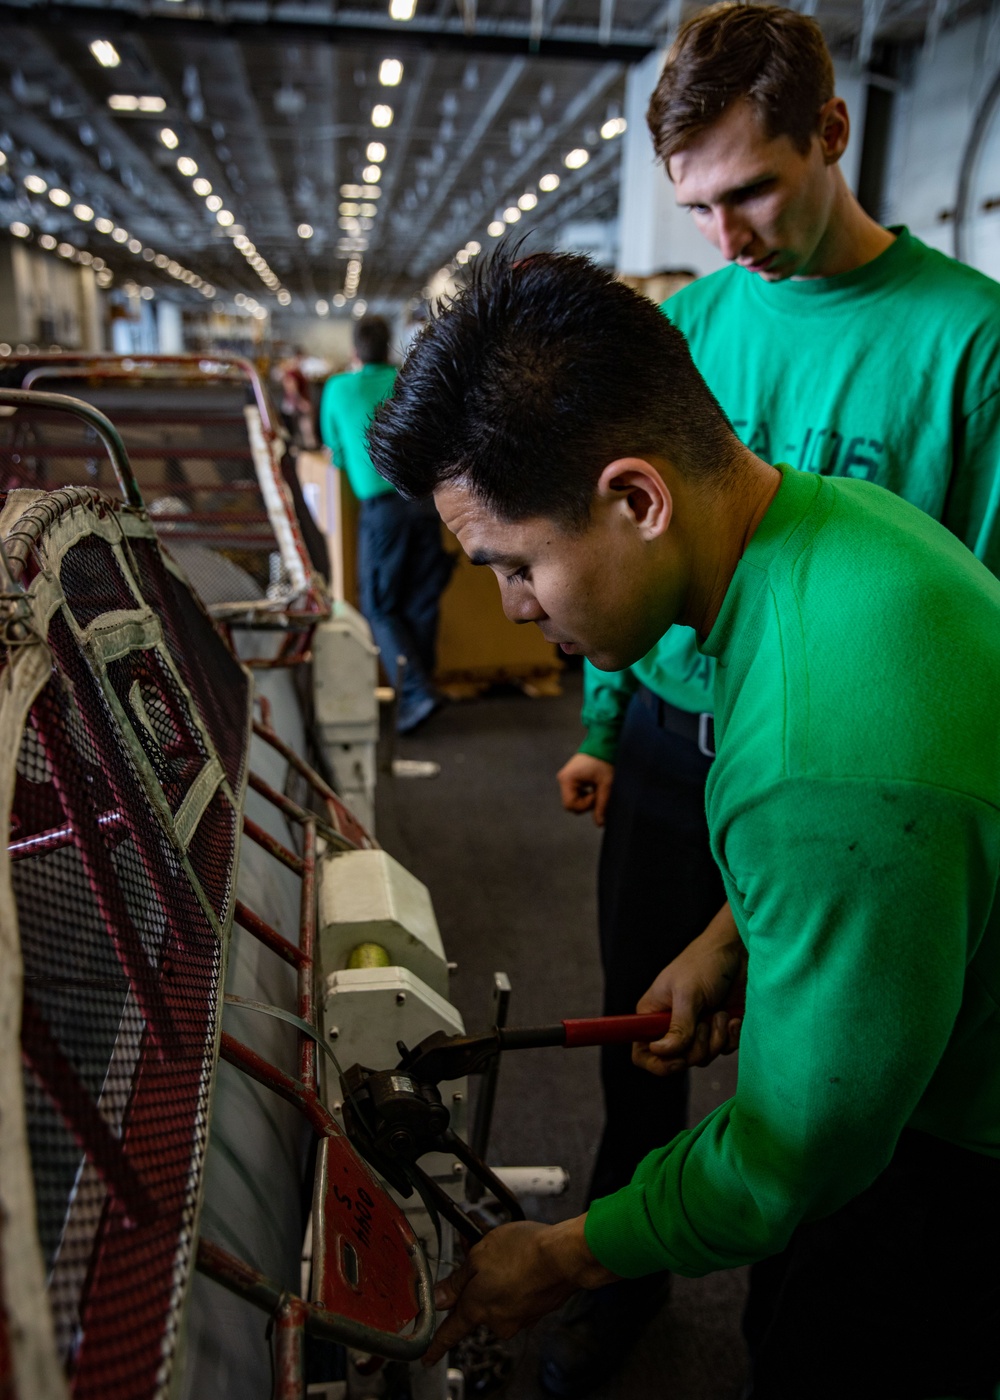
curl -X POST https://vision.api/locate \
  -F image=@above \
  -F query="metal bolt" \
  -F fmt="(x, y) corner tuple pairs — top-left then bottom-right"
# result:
(396, 991), (406, 1005)
(333, 1099), (343, 1113)
(328, 1026), (340, 1040)
(452, 1091), (463, 1102)
(452, 1162), (465, 1175)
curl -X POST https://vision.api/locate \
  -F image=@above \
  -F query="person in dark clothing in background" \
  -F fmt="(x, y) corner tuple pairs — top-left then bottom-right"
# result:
(320, 314), (452, 733)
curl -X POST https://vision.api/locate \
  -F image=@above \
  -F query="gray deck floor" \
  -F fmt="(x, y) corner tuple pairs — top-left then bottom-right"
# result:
(377, 674), (748, 1400)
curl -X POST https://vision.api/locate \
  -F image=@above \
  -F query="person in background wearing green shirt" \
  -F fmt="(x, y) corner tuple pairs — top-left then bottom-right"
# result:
(368, 247), (1000, 1400)
(320, 314), (452, 733)
(555, 6), (1000, 1390)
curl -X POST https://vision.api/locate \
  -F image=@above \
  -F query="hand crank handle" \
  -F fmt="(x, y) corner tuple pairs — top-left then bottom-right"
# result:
(497, 1011), (673, 1052)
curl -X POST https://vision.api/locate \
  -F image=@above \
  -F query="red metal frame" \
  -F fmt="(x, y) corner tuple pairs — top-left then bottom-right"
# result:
(4, 358), (332, 669)
(196, 705), (433, 1394)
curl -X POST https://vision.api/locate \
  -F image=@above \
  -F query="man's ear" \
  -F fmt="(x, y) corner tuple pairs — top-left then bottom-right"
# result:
(596, 458), (673, 540)
(817, 97), (850, 165)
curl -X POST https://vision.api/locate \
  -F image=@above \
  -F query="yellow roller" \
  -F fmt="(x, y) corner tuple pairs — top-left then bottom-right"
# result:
(346, 942), (392, 969)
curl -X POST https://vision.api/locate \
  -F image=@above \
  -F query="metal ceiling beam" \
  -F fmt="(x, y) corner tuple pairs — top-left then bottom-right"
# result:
(408, 59), (623, 277)
(0, 29), (193, 230)
(400, 56), (528, 265)
(0, 2), (659, 63)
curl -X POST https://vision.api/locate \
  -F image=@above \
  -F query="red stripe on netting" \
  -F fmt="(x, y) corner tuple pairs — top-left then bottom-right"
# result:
(20, 995), (154, 1227)
(70, 938), (220, 1400)
(31, 693), (179, 1058)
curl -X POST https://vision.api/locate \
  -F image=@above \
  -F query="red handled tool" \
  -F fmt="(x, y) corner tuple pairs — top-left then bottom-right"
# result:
(392, 1013), (674, 1085)
(339, 1013), (677, 1243)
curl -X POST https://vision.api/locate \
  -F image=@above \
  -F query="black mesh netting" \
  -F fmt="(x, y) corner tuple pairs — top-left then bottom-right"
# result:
(105, 648), (210, 815)
(7, 559), (245, 1397)
(126, 536), (250, 798)
(185, 789), (236, 923)
(60, 535), (140, 631)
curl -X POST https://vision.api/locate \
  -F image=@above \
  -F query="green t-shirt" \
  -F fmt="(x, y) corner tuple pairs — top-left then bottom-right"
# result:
(319, 363), (398, 502)
(585, 464), (1000, 1278)
(580, 229), (1000, 762)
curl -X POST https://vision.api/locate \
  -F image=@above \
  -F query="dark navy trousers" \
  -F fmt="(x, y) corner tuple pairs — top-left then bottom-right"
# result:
(357, 493), (452, 710)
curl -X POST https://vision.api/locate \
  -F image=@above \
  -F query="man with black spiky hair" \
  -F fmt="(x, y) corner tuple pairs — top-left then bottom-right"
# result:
(368, 246), (1000, 1400)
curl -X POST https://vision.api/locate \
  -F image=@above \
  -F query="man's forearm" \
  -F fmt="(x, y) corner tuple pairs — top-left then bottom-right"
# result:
(541, 1215), (619, 1291)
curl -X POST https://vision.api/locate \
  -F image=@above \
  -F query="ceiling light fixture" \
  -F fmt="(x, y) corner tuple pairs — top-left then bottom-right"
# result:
(73, 203), (94, 221)
(297, 223), (314, 238)
(277, 290), (292, 305)
(112, 227), (129, 242)
(138, 97), (166, 113)
(107, 95), (140, 111)
(371, 104), (394, 128)
(379, 59), (403, 86)
(466, 240), (481, 255)
(600, 116), (628, 139)
(564, 148), (590, 169)
(48, 188), (71, 207)
(39, 234), (57, 250)
(316, 299), (329, 316)
(216, 209), (235, 226)
(539, 172), (561, 191)
(95, 217), (114, 234)
(360, 203), (378, 217)
(177, 156), (198, 176)
(361, 186), (381, 199)
(367, 142), (387, 163)
(89, 39), (121, 68)
(341, 184), (364, 198)
(127, 238), (142, 253)
(159, 127), (179, 149)
(487, 220), (505, 237)
(518, 191), (538, 210)
(362, 164), (381, 184)
(192, 177), (212, 195)
(9, 222), (29, 239)
(205, 194), (223, 212)
(502, 206), (521, 223)
(389, 0), (417, 18)
(24, 174), (47, 194)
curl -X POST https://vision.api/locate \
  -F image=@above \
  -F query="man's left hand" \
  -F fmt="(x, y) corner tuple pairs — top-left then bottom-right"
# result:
(423, 1216), (617, 1366)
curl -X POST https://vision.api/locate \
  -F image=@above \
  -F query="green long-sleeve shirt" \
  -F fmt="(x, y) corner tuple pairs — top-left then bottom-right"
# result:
(319, 363), (398, 502)
(585, 463), (1000, 1278)
(580, 229), (1000, 762)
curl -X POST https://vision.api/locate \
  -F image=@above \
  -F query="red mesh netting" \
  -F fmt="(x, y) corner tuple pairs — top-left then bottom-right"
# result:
(4, 497), (251, 1399)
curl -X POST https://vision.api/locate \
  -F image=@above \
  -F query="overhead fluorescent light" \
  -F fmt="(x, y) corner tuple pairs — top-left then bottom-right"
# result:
(90, 39), (121, 68)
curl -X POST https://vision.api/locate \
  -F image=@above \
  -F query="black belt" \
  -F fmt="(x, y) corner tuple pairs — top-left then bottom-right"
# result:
(635, 685), (715, 758)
